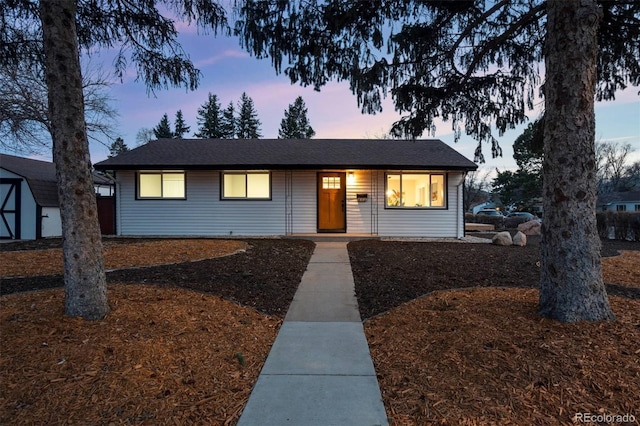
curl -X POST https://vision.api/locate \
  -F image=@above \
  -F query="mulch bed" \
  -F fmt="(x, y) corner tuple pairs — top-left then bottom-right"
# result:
(0, 238), (315, 426)
(1, 284), (281, 425)
(349, 236), (639, 425)
(365, 288), (640, 425)
(2, 235), (638, 425)
(1, 238), (316, 317)
(0, 239), (249, 278)
(348, 235), (640, 320)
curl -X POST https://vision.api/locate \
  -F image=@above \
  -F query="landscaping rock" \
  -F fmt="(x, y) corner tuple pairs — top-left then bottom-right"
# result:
(492, 231), (513, 246)
(518, 220), (541, 235)
(513, 231), (527, 246)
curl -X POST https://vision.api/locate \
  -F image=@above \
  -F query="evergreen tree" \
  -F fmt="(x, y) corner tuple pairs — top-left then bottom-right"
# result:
(493, 120), (544, 210)
(153, 113), (173, 139)
(236, 0), (640, 322)
(173, 110), (190, 138)
(3, 0), (227, 320)
(278, 96), (315, 139)
(236, 92), (262, 139)
(220, 102), (236, 139)
(194, 93), (223, 138)
(108, 137), (129, 158)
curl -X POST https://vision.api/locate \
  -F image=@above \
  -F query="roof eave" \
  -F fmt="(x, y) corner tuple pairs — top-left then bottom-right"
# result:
(95, 163), (477, 171)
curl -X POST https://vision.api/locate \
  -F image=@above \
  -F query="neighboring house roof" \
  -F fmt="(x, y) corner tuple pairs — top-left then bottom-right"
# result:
(94, 139), (478, 171)
(0, 153), (113, 207)
(598, 191), (640, 205)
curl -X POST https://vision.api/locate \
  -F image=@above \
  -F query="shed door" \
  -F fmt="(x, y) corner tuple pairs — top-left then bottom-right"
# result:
(317, 172), (346, 232)
(0, 179), (21, 239)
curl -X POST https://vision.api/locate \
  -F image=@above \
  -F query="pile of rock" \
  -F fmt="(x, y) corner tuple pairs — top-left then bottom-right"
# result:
(517, 220), (541, 236)
(492, 220), (541, 247)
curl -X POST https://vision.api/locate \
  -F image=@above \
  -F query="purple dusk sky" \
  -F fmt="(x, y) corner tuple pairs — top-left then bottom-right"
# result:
(23, 22), (640, 175)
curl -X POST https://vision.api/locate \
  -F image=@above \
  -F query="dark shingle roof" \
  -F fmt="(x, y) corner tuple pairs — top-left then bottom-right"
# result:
(1, 153), (113, 207)
(1, 154), (59, 207)
(94, 138), (478, 171)
(598, 191), (640, 205)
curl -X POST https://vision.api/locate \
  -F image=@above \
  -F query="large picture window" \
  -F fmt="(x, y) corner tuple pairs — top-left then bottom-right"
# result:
(386, 172), (446, 208)
(138, 172), (185, 199)
(222, 172), (271, 199)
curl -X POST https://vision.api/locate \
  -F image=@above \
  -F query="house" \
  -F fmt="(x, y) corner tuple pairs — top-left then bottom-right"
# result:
(598, 191), (640, 212)
(94, 139), (478, 238)
(0, 153), (114, 239)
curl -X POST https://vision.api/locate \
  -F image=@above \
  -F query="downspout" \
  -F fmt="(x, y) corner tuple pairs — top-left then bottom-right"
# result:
(457, 172), (467, 239)
(115, 172), (121, 236)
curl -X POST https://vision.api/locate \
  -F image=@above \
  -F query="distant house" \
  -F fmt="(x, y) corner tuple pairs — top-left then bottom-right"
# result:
(0, 153), (114, 239)
(598, 191), (640, 212)
(94, 139), (478, 238)
(471, 202), (499, 214)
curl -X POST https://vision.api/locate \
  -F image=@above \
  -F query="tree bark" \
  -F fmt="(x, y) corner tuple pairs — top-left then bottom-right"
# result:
(39, 0), (109, 320)
(540, 0), (614, 322)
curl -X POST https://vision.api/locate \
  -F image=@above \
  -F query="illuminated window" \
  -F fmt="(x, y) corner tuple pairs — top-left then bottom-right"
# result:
(138, 172), (185, 199)
(222, 172), (271, 199)
(385, 172), (446, 208)
(322, 177), (341, 189)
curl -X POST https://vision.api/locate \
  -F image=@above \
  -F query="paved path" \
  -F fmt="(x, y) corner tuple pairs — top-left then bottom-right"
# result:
(237, 242), (388, 426)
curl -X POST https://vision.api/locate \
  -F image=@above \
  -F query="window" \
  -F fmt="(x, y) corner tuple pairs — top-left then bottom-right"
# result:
(222, 172), (271, 199)
(385, 172), (446, 208)
(322, 176), (341, 189)
(616, 204), (627, 212)
(635, 204), (640, 212)
(138, 172), (185, 199)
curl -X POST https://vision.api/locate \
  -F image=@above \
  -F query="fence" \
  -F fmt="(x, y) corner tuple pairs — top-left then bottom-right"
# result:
(596, 212), (640, 241)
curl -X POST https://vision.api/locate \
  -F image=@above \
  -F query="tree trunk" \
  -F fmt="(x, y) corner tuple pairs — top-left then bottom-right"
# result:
(39, 0), (109, 320)
(539, 0), (614, 322)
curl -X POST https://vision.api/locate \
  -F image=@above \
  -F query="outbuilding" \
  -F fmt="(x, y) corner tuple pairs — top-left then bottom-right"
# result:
(0, 153), (114, 239)
(94, 139), (477, 238)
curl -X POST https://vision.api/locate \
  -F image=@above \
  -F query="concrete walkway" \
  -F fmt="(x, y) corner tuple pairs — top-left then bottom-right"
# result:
(237, 242), (388, 426)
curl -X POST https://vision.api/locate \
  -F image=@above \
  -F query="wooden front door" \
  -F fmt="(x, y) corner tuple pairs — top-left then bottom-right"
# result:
(317, 172), (346, 232)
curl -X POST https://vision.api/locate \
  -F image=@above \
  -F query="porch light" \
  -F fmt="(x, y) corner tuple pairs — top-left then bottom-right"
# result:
(347, 171), (355, 185)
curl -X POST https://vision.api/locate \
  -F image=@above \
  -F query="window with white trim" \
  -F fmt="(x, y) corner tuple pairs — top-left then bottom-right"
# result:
(138, 172), (185, 199)
(222, 171), (271, 199)
(385, 172), (446, 208)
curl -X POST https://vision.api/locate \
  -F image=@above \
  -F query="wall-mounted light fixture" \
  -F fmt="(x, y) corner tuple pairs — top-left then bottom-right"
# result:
(347, 171), (355, 185)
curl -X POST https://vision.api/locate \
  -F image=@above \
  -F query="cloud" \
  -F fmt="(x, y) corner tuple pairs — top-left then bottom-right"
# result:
(195, 50), (250, 68)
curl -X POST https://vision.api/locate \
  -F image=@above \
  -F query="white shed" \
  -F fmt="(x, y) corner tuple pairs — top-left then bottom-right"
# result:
(0, 154), (114, 239)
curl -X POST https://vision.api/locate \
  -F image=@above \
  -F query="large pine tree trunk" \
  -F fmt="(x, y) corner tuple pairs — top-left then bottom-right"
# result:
(540, 0), (614, 322)
(39, 0), (109, 320)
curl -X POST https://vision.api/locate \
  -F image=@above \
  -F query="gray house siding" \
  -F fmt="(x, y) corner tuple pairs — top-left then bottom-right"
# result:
(287, 169), (377, 234)
(289, 170), (316, 233)
(345, 170), (377, 234)
(376, 172), (464, 238)
(116, 171), (287, 236)
(115, 169), (466, 238)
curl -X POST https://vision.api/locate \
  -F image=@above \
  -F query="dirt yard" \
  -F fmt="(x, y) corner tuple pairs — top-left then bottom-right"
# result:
(1, 236), (638, 425)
